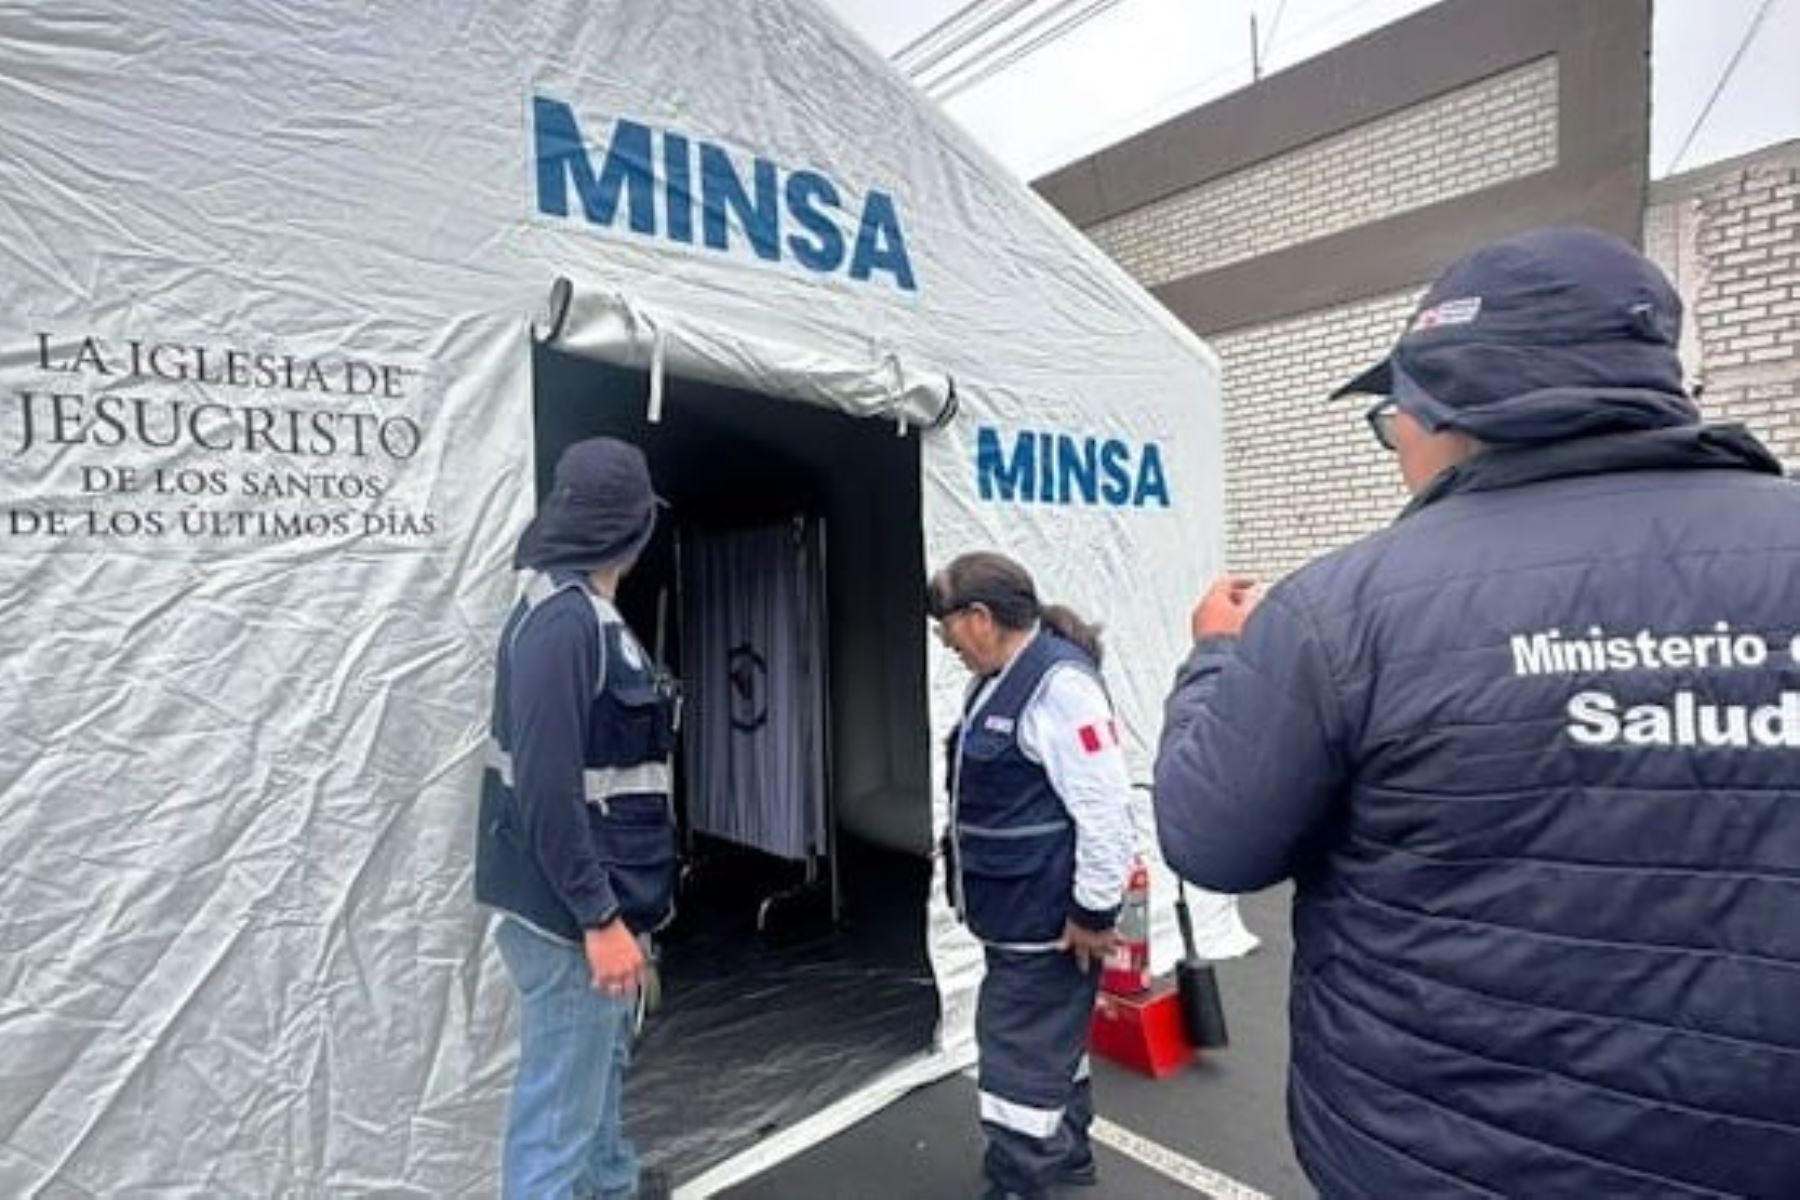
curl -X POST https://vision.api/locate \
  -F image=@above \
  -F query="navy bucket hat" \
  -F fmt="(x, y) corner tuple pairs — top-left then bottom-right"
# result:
(1333, 227), (1699, 444)
(514, 437), (662, 573)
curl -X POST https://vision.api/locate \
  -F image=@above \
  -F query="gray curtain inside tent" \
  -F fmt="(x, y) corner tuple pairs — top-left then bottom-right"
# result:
(682, 519), (828, 863)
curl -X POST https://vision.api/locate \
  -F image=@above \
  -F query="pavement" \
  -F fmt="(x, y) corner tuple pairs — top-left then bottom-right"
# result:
(720, 886), (1308, 1199)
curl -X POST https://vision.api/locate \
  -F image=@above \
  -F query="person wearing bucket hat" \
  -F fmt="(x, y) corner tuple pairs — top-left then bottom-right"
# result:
(476, 436), (678, 1199)
(511, 436), (664, 575)
(1153, 228), (1800, 1195)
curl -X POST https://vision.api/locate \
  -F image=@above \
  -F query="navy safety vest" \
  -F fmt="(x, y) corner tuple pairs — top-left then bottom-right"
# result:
(475, 571), (679, 941)
(950, 632), (1097, 945)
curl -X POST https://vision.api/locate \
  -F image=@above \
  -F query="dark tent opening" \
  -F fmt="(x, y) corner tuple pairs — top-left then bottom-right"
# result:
(531, 345), (940, 1180)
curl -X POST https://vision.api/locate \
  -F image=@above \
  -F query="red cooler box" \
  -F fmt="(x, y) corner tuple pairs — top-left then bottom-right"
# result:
(1090, 980), (1196, 1079)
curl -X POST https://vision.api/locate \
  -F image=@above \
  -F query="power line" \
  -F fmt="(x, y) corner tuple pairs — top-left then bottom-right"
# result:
(910, 0), (1088, 89)
(900, 0), (1098, 98)
(893, 0), (1035, 78)
(1252, 0), (1291, 81)
(1017, 0), (1421, 177)
(891, 0), (988, 64)
(1666, 0), (1775, 175)
(922, 0), (1127, 101)
(1260, 0), (1290, 62)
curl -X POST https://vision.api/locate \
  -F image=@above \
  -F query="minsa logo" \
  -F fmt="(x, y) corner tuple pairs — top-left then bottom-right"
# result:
(534, 96), (916, 293)
(976, 426), (1170, 508)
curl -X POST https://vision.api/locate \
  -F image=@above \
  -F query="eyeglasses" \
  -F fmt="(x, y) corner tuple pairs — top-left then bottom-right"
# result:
(930, 603), (979, 643)
(1365, 397), (1400, 452)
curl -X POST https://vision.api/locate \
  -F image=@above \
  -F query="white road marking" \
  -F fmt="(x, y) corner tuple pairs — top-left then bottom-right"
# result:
(961, 1064), (1272, 1198)
(1090, 1115), (1272, 1200)
(677, 1047), (978, 1198)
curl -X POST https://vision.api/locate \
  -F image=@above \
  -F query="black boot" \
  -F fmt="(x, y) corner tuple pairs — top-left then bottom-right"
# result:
(1054, 1148), (1098, 1187)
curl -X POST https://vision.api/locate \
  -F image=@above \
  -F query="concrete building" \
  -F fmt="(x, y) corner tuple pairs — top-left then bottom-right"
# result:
(1037, 0), (1797, 580)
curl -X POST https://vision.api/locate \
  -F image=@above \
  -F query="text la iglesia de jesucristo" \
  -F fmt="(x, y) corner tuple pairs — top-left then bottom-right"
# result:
(14, 334), (419, 459)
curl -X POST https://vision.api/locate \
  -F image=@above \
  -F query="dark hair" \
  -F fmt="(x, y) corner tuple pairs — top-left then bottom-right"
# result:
(926, 551), (1105, 665)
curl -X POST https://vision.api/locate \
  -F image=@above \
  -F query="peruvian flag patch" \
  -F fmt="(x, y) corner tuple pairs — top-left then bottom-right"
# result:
(1077, 720), (1120, 754)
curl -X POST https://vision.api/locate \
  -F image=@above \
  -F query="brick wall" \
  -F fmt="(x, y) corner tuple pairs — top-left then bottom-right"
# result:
(1064, 57), (1797, 586)
(1645, 142), (1800, 467)
(1089, 58), (1559, 288)
(1213, 291), (1422, 580)
(1208, 140), (1800, 583)
(1072, 56), (1564, 580)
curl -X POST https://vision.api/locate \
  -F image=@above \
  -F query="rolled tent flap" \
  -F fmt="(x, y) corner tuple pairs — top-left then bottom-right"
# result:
(535, 277), (957, 428)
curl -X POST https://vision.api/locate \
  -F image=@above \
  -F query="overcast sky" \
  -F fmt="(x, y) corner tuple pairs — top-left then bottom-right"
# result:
(822, 0), (1800, 183)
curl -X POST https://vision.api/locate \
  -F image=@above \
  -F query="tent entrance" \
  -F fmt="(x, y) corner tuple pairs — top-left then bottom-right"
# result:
(530, 345), (939, 1181)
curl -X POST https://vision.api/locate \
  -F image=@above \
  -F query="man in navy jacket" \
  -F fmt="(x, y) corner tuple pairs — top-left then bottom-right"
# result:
(476, 437), (677, 1200)
(1154, 228), (1800, 1196)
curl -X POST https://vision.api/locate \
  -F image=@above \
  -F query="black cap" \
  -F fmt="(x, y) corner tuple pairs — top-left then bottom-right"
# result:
(1333, 227), (1698, 444)
(513, 437), (663, 573)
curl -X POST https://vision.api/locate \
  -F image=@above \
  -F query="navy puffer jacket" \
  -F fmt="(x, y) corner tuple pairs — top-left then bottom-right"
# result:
(1155, 422), (1800, 1197)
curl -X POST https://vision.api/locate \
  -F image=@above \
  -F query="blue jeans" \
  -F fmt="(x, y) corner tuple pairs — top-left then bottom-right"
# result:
(496, 919), (640, 1200)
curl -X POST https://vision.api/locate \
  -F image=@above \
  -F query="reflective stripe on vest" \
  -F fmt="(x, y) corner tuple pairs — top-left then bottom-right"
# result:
(957, 819), (1071, 839)
(517, 570), (616, 698)
(485, 738), (669, 808)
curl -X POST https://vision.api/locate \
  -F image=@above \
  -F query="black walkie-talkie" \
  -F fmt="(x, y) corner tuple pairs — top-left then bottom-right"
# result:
(1174, 882), (1230, 1050)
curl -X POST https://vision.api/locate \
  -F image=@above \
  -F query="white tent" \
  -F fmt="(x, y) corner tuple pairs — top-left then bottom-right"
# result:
(0, 0), (1234, 1194)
